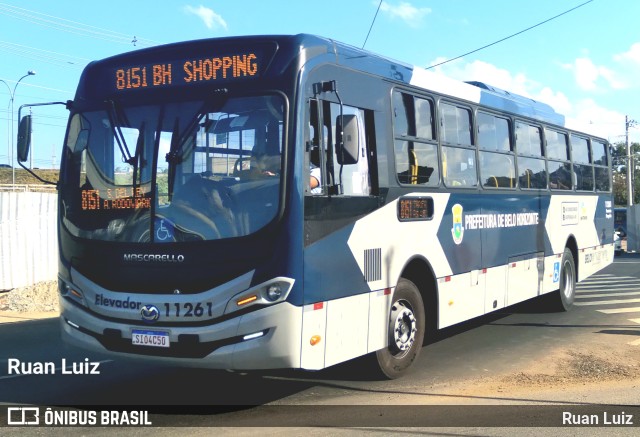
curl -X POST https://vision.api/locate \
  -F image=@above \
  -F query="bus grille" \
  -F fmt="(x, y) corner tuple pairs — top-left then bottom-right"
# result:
(364, 248), (382, 282)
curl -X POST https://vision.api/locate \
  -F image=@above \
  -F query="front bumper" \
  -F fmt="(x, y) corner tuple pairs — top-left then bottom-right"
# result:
(60, 297), (303, 369)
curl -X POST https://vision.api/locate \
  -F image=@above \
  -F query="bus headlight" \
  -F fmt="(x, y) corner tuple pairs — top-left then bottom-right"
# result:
(266, 284), (282, 302)
(224, 277), (294, 315)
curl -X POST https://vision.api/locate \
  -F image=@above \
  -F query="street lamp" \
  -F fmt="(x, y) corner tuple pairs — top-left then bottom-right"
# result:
(0, 70), (36, 187)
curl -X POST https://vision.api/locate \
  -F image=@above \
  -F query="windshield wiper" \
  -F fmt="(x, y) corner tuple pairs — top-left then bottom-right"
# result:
(166, 117), (180, 201)
(106, 99), (135, 166)
(131, 121), (146, 192)
(106, 100), (147, 192)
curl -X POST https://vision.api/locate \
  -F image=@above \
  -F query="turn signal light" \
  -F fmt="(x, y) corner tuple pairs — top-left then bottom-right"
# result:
(237, 295), (258, 306)
(310, 335), (321, 346)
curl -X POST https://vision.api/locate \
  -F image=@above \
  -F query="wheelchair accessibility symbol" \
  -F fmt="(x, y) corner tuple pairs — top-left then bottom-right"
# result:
(155, 218), (174, 242)
(552, 262), (560, 283)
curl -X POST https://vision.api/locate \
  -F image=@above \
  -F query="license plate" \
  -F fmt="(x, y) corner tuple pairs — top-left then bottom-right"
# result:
(131, 329), (170, 348)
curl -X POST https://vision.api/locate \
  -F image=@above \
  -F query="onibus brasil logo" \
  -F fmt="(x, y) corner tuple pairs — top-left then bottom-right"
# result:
(451, 203), (464, 245)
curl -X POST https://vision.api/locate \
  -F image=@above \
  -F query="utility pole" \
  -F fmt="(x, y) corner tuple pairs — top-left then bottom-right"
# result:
(626, 115), (637, 206)
(29, 107), (33, 169)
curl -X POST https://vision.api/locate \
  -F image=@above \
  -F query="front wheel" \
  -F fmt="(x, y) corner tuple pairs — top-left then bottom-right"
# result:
(375, 278), (425, 379)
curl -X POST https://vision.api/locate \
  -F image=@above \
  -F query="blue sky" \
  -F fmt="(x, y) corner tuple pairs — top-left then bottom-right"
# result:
(1, 0), (639, 168)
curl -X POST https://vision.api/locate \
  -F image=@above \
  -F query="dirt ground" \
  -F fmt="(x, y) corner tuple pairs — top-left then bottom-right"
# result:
(444, 347), (640, 404)
(0, 280), (58, 313)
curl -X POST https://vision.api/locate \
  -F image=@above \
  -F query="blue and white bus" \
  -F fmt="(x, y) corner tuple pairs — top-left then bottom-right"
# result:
(18, 34), (614, 378)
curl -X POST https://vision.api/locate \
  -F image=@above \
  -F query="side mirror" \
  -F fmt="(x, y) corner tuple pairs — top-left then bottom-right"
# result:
(335, 114), (359, 165)
(17, 115), (32, 163)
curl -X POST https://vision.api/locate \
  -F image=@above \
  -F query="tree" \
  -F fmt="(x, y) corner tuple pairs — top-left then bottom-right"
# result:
(611, 141), (640, 206)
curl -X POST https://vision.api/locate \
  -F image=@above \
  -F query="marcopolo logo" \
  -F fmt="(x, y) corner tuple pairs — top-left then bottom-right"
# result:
(451, 203), (464, 245)
(140, 305), (160, 323)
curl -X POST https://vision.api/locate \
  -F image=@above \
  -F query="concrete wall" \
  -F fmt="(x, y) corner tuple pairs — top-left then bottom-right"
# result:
(626, 205), (640, 253)
(0, 192), (57, 290)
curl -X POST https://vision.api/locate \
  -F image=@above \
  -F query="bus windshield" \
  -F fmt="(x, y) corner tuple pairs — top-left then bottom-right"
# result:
(61, 94), (284, 243)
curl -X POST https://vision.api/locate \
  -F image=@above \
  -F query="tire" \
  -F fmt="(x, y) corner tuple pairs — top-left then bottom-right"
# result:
(549, 247), (576, 311)
(375, 278), (425, 379)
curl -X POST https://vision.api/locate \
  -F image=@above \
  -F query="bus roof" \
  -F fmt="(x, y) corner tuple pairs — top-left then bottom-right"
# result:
(315, 34), (565, 126)
(79, 33), (565, 126)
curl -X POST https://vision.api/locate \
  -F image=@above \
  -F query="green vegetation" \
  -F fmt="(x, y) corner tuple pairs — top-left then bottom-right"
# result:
(0, 168), (59, 185)
(611, 141), (640, 206)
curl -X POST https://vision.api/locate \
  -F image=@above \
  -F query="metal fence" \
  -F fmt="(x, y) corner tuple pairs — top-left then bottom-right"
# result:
(0, 191), (58, 291)
(0, 184), (58, 193)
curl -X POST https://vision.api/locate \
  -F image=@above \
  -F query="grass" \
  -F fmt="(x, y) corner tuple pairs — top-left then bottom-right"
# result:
(0, 168), (59, 185)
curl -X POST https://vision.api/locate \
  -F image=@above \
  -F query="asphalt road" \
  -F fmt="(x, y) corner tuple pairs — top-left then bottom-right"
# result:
(1, 254), (640, 434)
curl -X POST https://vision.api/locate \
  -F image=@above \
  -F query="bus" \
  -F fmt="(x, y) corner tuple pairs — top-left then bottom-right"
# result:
(17, 34), (614, 378)
(614, 207), (627, 237)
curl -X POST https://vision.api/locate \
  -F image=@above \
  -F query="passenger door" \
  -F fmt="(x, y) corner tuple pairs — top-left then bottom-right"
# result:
(301, 98), (380, 369)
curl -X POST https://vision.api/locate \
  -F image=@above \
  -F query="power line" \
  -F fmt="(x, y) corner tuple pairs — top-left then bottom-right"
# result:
(0, 110), (68, 121)
(0, 2), (160, 47)
(362, 0), (383, 49)
(0, 40), (89, 69)
(0, 116), (66, 128)
(0, 79), (72, 95)
(427, 0), (594, 70)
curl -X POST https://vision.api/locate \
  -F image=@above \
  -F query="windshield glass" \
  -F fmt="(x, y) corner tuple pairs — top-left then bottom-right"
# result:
(61, 95), (284, 243)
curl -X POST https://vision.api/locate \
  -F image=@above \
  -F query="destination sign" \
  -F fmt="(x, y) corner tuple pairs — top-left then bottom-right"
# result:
(81, 187), (151, 211)
(398, 196), (434, 221)
(114, 52), (260, 91)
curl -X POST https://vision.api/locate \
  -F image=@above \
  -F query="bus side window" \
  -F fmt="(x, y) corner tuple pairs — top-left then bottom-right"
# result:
(480, 152), (515, 188)
(440, 102), (475, 187)
(327, 103), (371, 196)
(518, 156), (547, 189)
(571, 134), (593, 191)
(545, 129), (572, 190)
(592, 139), (610, 192)
(392, 90), (438, 186)
(478, 112), (514, 189)
(307, 99), (374, 196)
(442, 146), (477, 187)
(516, 122), (543, 157)
(307, 99), (323, 195)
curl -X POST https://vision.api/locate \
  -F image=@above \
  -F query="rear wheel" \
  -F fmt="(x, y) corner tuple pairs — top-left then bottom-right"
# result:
(558, 248), (576, 310)
(547, 247), (576, 311)
(375, 278), (425, 379)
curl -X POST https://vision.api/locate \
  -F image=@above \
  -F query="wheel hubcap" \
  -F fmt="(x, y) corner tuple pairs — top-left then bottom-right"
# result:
(391, 300), (417, 353)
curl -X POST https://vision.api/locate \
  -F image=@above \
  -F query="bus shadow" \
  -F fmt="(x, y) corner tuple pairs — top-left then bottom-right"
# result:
(1, 314), (628, 416)
(0, 317), (316, 407)
(503, 293), (565, 314)
(0, 291), (596, 408)
(597, 329), (640, 338)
